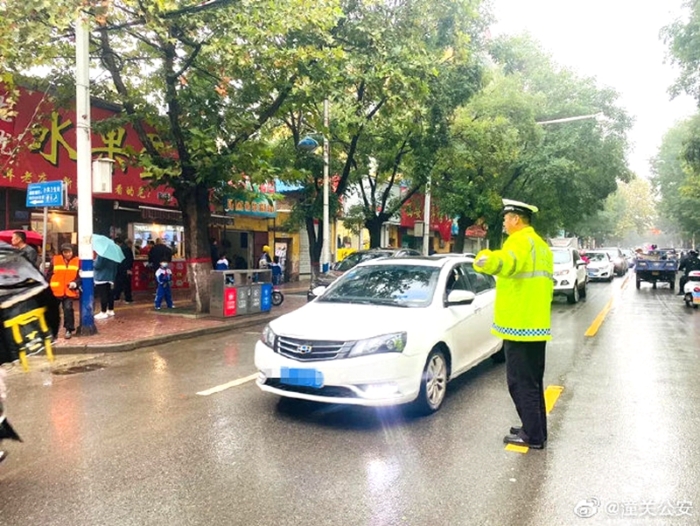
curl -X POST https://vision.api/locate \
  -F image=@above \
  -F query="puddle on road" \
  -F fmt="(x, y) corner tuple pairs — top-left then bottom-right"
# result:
(52, 363), (107, 375)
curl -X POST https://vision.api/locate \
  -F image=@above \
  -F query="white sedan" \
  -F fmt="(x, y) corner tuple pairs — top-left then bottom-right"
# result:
(584, 251), (615, 282)
(255, 256), (503, 414)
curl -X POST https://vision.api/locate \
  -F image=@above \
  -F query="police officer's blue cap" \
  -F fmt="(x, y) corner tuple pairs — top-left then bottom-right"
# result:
(502, 199), (538, 218)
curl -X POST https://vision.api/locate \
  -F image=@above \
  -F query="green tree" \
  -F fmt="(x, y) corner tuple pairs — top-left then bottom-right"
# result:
(1, 0), (341, 311)
(651, 117), (700, 246)
(271, 0), (486, 260)
(434, 35), (632, 250)
(574, 177), (657, 246)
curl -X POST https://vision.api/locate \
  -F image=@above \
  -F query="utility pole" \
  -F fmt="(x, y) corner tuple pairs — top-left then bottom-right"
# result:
(76, 11), (96, 335)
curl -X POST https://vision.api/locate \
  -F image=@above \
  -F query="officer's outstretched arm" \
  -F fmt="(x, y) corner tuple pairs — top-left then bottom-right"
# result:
(474, 237), (530, 277)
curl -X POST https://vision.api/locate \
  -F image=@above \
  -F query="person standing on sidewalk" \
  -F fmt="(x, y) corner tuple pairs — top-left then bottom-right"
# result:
(474, 199), (553, 449)
(94, 255), (118, 320)
(10, 231), (38, 267)
(113, 238), (135, 303)
(48, 244), (81, 339)
(154, 260), (174, 310)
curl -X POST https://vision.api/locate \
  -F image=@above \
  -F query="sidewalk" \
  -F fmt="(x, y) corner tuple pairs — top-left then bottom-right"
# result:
(50, 278), (311, 354)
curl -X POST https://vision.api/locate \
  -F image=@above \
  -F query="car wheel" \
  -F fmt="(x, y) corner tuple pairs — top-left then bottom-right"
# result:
(653, 282), (657, 289)
(636, 279), (641, 290)
(670, 280), (675, 291)
(685, 298), (692, 308)
(567, 282), (579, 304)
(579, 280), (587, 299)
(413, 347), (449, 415)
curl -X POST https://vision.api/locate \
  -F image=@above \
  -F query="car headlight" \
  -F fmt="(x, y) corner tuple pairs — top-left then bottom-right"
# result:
(261, 324), (276, 348)
(348, 332), (407, 358)
(554, 270), (570, 277)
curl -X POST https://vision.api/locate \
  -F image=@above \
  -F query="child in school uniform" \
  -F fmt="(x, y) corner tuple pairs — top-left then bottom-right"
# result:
(154, 260), (174, 309)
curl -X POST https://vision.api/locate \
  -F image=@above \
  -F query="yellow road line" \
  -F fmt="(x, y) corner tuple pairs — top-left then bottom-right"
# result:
(196, 373), (259, 396)
(584, 296), (614, 337)
(584, 273), (629, 337)
(505, 385), (564, 453)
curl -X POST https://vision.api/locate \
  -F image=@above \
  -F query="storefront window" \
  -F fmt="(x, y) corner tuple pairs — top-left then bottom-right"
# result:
(30, 212), (75, 258)
(131, 222), (185, 258)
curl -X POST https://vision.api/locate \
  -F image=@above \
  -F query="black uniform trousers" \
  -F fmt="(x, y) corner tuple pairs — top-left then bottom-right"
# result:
(504, 339), (547, 444)
(60, 297), (76, 332)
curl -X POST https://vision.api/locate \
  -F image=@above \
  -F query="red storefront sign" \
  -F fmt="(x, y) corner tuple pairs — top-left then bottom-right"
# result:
(400, 192), (453, 241)
(0, 86), (175, 206)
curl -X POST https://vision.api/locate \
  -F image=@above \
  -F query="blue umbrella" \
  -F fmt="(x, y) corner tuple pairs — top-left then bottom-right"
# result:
(92, 234), (125, 263)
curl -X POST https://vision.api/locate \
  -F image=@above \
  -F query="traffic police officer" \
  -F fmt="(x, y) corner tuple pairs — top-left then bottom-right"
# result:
(474, 199), (554, 449)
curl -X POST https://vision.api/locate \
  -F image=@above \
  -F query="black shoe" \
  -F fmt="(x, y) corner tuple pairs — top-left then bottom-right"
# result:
(510, 426), (522, 435)
(64, 330), (72, 340)
(503, 433), (546, 449)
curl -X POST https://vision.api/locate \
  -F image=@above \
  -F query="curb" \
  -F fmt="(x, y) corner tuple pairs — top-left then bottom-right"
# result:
(52, 312), (277, 355)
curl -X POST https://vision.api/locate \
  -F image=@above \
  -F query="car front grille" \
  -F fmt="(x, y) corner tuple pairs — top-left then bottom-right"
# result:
(264, 378), (357, 398)
(275, 336), (352, 361)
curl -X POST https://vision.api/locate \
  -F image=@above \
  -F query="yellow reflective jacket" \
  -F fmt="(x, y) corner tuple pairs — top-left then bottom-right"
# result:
(474, 226), (553, 341)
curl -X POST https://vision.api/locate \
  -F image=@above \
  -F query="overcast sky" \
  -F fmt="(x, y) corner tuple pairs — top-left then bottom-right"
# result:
(490, 0), (698, 178)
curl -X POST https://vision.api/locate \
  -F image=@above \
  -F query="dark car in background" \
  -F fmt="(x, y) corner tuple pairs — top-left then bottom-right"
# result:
(307, 248), (422, 301)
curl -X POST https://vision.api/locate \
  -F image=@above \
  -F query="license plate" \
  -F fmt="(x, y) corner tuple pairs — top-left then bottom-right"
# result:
(651, 271), (659, 275)
(280, 367), (324, 388)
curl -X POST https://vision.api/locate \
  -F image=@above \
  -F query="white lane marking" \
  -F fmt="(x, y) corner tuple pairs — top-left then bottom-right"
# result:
(196, 373), (259, 396)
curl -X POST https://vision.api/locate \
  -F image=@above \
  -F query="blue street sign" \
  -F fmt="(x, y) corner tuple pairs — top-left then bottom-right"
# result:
(26, 181), (64, 208)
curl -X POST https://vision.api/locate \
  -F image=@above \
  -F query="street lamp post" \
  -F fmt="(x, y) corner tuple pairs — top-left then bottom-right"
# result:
(75, 12), (96, 335)
(322, 99), (330, 273)
(298, 98), (331, 273)
(422, 176), (431, 256)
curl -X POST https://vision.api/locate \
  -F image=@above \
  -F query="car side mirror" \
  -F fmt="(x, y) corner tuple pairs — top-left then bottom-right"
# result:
(446, 290), (476, 306)
(311, 286), (327, 297)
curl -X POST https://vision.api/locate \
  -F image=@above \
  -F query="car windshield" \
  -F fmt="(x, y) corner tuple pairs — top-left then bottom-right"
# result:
(602, 249), (619, 259)
(335, 251), (391, 272)
(552, 250), (572, 264)
(318, 264), (439, 307)
(586, 252), (608, 262)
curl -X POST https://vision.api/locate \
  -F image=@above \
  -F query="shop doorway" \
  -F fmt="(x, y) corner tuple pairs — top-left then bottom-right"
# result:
(222, 230), (252, 269)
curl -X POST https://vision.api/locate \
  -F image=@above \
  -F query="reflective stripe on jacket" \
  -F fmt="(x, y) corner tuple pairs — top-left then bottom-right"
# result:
(50, 255), (80, 299)
(474, 226), (553, 341)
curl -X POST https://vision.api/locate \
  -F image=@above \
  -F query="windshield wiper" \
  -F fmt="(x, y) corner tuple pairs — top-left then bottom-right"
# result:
(318, 297), (409, 307)
(367, 298), (410, 307)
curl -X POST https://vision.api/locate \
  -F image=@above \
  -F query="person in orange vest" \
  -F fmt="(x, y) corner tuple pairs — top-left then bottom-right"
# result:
(47, 243), (81, 339)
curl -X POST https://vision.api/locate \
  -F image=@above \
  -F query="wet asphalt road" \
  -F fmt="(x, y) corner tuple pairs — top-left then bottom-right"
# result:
(1, 274), (700, 526)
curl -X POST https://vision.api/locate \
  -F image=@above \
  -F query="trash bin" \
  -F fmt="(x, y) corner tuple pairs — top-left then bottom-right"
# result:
(261, 283), (273, 312)
(250, 284), (262, 312)
(236, 286), (250, 315)
(210, 270), (238, 318)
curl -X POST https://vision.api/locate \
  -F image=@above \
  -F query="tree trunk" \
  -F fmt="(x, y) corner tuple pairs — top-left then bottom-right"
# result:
(305, 216), (323, 279)
(175, 182), (213, 313)
(453, 216), (473, 253)
(365, 216), (386, 248)
(486, 218), (504, 250)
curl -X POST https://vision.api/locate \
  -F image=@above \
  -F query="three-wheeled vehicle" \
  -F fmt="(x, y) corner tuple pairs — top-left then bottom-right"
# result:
(634, 248), (679, 290)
